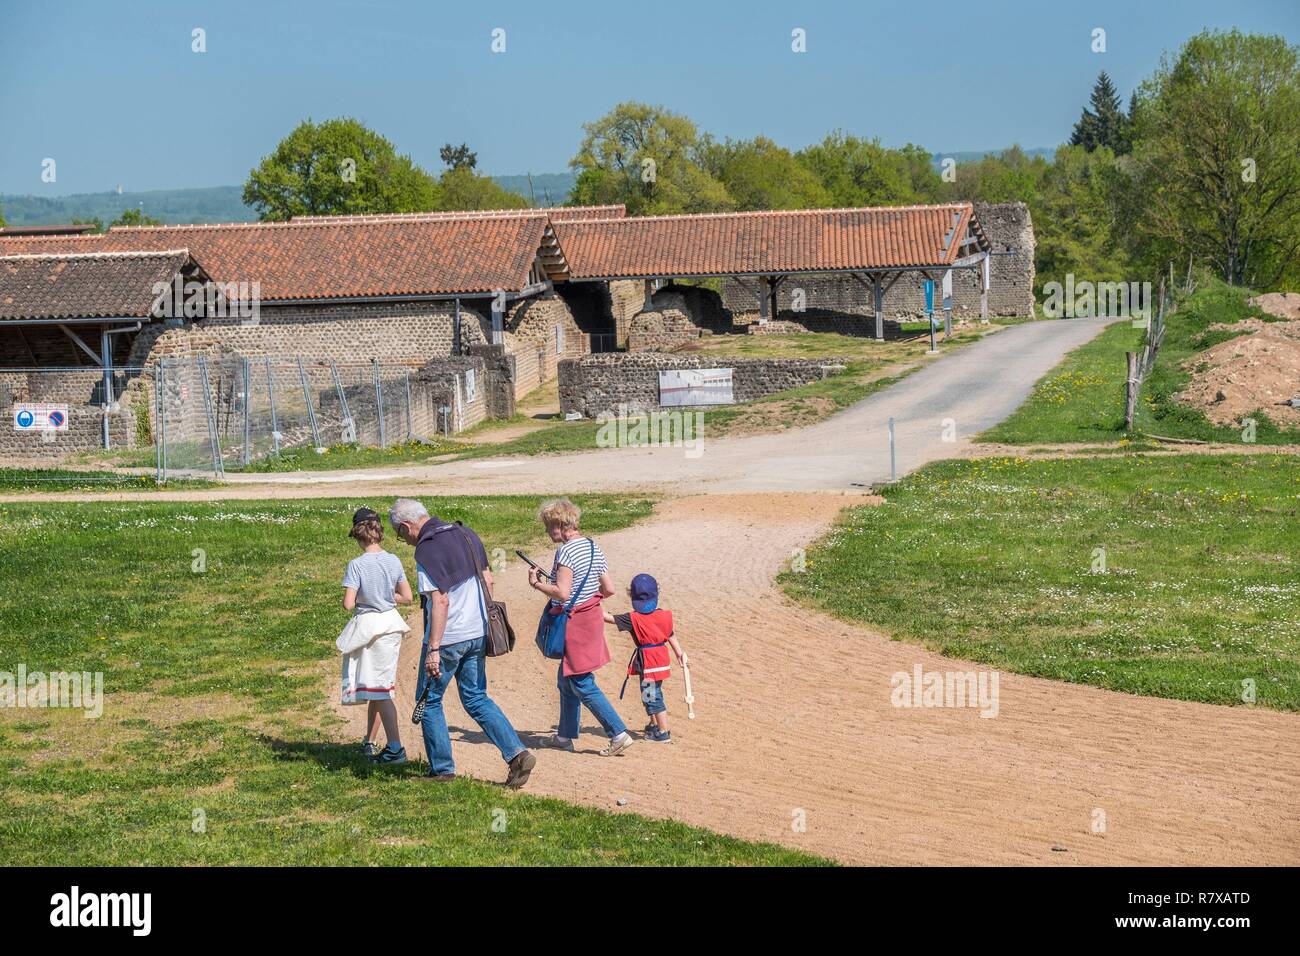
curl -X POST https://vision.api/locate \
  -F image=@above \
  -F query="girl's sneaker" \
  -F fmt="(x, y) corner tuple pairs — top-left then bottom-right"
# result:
(361, 740), (378, 758)
(544, 735), (576, 752)
(372, 744), (407, 765)
(643, 722), (658, 736)
(648, 729), (672, 743)
(599, 732), (635, 757)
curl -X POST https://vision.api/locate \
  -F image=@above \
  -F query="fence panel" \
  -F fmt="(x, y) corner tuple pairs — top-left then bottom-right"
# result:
(0, 365), (155, 476)
(152, 357), (430, 478)
(4, 356), (436, 480)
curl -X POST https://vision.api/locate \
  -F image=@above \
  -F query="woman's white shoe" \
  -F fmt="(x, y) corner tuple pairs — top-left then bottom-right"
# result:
(599, 731), (635, 757)
(545, 735), (576, 751)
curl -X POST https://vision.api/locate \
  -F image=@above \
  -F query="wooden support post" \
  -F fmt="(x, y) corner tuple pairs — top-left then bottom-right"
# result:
(872, 276), (884, 341)
(768, 276), (780, 322)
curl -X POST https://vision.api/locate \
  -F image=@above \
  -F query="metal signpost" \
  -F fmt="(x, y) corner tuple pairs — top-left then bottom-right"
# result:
(924, 280), (938, 354)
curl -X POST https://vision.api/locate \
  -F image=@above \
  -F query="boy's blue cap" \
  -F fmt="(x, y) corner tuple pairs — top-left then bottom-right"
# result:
(630, 573), (659, 614)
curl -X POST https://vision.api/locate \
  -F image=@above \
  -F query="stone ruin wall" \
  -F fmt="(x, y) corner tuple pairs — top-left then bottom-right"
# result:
(125, 300), (490, 369)
(626, 284), (733, 352)
(502, 293), (589, 400)
(558, 351), (848, 418)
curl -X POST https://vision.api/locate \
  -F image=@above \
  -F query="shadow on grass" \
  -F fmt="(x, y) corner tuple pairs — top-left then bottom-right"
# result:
(263, 736), (428, 779)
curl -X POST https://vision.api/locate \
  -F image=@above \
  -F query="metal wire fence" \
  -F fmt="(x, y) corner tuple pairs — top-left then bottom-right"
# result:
(155, 357), (437, 477)
(3, 357), (463, 481)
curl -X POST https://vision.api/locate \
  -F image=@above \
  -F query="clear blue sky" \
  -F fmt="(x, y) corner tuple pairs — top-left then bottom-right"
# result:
(2, 0), (1297, 195)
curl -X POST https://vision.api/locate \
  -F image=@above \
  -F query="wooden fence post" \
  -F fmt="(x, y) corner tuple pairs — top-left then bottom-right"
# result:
(1125, 351), (1138, 431)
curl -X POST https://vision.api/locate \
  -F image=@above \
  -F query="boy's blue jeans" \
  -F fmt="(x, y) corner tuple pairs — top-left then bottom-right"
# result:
(417, 637), (524, 775)
(557, 666), (627, 740)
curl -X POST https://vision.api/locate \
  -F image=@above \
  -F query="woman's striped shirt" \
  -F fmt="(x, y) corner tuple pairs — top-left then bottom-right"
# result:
(552, 536), (608, 605)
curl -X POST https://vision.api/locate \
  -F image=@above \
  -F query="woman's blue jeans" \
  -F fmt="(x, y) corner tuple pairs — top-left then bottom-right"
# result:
(557, 666), (627, 739)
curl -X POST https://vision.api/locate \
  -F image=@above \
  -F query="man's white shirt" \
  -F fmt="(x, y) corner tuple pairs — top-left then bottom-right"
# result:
(416, 565), (487, 647)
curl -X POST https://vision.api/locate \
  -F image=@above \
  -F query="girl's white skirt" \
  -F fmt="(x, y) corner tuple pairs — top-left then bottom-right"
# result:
(337, 610), (410, 705)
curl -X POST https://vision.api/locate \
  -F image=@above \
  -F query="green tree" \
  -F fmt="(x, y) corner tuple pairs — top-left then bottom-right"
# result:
(437, 167), (530, 211)
(110, 208), (162, 227)
(941, 145), (1049, 206)
(242, 118), (440, 221)
(439, 143), (477, 171)
(1034, 145), (1131, 289)
(895, 143), (946, 201)
(699, 136), (831, 210)
(1129, 30), (1300, 287)
(1070, 72), (1132, 155)
(569, 102), (732, 215)
(793, 133), (928, 206)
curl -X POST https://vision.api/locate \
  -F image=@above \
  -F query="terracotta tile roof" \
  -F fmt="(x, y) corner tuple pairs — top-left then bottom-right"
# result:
(554, 203), (982, 279)
(547, 205), (627, 222)
(0, 203), (978, 305)
(290, 205), (625, 224)
(0, 223), (99, 237)
(0, 249), (196, 320)
(0, 216), (555, 300)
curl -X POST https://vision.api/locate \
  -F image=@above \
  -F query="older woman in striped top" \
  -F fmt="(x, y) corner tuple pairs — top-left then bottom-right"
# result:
(527, 498), (634, 757)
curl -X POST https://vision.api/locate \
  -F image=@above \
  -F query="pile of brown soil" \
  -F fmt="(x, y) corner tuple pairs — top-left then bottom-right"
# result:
(1248, 291), (1300, 320)
(1178, 319), (1300, 427)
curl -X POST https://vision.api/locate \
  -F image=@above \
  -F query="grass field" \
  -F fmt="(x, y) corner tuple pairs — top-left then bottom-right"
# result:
(0, 495), (826, 865)
(982, 280), (1300, 445)
(0, 469), (212, 493)
(782, 454), (1300, 710)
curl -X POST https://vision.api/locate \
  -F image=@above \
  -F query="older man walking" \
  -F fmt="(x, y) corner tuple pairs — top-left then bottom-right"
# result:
(388, 498), (536, 788)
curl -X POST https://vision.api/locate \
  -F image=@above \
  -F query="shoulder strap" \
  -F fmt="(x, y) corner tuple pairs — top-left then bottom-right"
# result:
(563, 537), (597, 612)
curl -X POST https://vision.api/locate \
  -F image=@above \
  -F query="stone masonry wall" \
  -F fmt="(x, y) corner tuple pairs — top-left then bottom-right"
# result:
(558, 352), (847, 418)
(505, 294), (586, 356)
(626, 284), (734, 352)
(609, 280), (646, 347)
(0, 399), (137, 459)
(411, 354), (489, 434)
(126, 300), (490, 368)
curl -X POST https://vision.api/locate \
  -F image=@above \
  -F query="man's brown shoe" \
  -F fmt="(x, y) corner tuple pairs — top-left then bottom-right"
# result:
(422, 773), (456, 782)
(505, 750), (536, 789)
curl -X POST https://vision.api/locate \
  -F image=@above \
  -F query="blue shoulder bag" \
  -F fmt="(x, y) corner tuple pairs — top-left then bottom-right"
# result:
(535, 539), (596, 660)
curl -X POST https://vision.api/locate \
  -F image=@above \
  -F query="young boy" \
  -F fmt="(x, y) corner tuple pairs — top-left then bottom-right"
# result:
(603, 573), (687, 743)
(339, 507), (413, 764)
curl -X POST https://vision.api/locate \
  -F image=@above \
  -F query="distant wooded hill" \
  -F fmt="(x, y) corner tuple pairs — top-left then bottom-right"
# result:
(1, 152), (1052, 226)
(0, 177), (576, 226)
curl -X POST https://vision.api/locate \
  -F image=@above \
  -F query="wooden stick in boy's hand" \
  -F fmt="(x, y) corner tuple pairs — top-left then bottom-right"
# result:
(683, 656), (695, 719)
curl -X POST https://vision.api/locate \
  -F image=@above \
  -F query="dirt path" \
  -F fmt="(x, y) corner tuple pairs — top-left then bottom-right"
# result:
(333, 493), (1300, 866)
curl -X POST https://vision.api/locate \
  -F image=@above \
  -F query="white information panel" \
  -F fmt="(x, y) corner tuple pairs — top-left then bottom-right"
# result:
(658, 368), (734, 407)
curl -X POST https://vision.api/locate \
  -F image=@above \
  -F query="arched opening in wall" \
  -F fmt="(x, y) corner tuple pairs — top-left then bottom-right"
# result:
(554, 282), (617, 352)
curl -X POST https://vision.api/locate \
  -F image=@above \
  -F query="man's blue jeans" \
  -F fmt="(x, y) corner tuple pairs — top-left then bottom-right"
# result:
(558, 666), (628, 740)
(417, 637), (524, 775)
